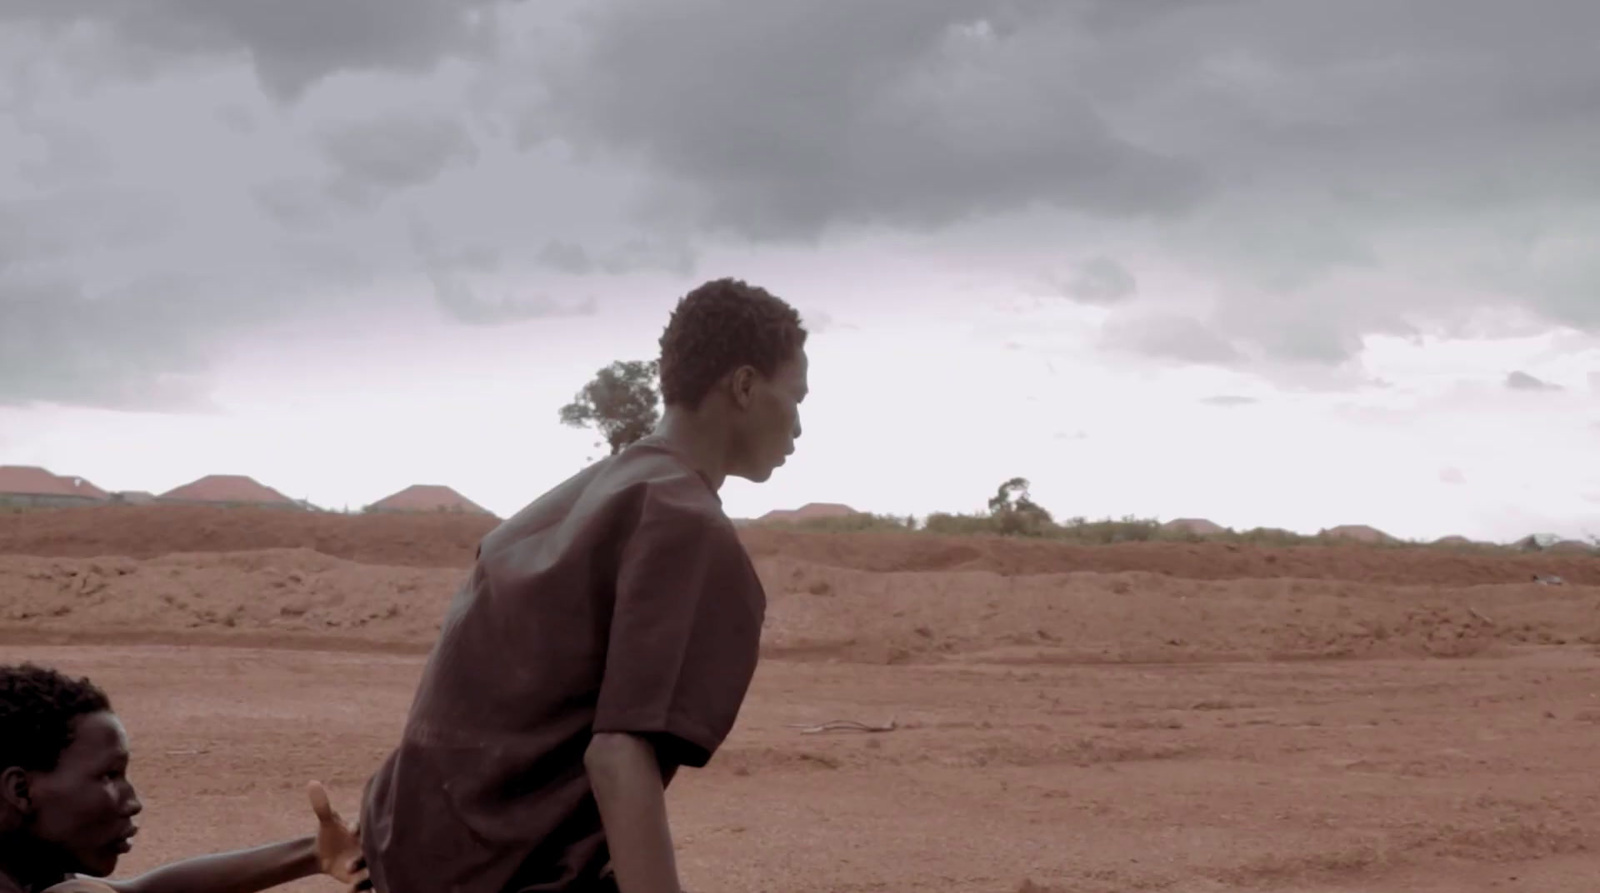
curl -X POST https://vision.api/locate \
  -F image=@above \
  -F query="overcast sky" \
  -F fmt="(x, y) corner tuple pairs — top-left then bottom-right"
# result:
(2, 1), (1598, 542)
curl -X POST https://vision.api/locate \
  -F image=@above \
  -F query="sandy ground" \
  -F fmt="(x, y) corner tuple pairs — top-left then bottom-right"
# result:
(3, 507), (1600, 892)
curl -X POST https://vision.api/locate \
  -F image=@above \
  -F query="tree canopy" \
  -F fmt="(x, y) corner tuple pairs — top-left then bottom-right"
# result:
(558, 359), (662, 455)
(986, 476), (1055, 535)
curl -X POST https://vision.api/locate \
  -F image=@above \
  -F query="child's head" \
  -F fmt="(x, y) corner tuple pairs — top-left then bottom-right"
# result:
(0, 664), (142, 879)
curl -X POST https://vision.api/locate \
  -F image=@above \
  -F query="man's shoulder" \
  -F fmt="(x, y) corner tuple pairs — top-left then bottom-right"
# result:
(481, 439), (728, 558)
(594, 438), (726, 523)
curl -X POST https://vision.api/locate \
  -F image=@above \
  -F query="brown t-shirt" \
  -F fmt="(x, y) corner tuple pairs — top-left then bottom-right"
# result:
(359, 436), (766, 893)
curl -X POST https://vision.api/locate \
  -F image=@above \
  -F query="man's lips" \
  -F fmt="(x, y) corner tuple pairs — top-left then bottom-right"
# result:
(111, 826), (138, 853)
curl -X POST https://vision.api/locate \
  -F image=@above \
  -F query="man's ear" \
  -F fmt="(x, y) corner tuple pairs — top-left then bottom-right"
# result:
(727, 366), (758, 408)
(1, 765), (32, 813)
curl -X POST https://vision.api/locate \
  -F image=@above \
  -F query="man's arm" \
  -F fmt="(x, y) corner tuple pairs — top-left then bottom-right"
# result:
(585, 732), (681, 893)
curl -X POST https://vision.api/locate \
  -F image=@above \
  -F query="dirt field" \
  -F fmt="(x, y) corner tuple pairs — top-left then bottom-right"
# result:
(4, 507), (1600, 892)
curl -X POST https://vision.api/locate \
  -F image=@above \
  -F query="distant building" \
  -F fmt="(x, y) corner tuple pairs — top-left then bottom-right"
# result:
(1321, 524), (1397, 544)
(1514, 533), (1565, 551)
(1162, 518), (1228, 537)
(157, 474), (301, 509)
(753, 503), (860, 525)
(113, 491), (158, 505)
(365, 484), (495, 517)
(0, 466), (112, 509)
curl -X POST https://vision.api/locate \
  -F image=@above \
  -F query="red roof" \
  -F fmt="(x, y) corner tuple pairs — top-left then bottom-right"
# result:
(1322, 524), (1396, 544)
(756, 502), (859, 524)
(367, 484), (493, 515)
(58, 474), (110, 500)
(1162, 518), (1227, 535)
(158, 474), (297, 506)
(0, 465), (110, 500)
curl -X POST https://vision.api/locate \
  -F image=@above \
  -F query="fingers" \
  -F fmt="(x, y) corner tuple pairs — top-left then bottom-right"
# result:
(346, 856), (373, 893)
(307, 780), (340, 824)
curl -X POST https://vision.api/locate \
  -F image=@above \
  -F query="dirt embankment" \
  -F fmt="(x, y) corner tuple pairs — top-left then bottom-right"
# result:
(3, 548), (1597, 665)
(4, 505), (1596, 584)
(0, 505), (496, 568)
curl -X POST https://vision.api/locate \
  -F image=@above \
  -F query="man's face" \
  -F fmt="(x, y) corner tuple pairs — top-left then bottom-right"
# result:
(734, 348), (809, 483)
(22, 712), (142, 878)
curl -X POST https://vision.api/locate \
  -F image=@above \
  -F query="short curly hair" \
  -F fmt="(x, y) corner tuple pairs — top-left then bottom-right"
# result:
(0, 663), (112, 773)
(658, 278), (807, 409)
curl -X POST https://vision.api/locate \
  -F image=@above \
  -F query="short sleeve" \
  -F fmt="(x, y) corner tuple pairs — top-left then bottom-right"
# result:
(590, 481), (765, 768)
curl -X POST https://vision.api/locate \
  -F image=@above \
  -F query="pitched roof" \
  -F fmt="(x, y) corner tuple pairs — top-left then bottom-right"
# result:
(367, 484), (493, 515)
(1547, 539), (1596, 554)
(1162, 518), (1227, 535)
(756, 502), (859, 524)
(58, 474), (110, 500)
(1322, 524), (1396, 544)
(158, 474), (297, 505)
(0, 465), (109, 499)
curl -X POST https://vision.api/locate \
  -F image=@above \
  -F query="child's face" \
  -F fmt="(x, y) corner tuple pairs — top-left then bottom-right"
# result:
(25, 711), (143, 878)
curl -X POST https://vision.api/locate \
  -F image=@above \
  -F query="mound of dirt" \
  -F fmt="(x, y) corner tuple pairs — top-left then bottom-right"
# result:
(1162, 518), (1228, 536)
(0, 506), (496, 567)
(754, 502), (859, 524)
(1322, 524), (1396, 544)
(737, 528), (1600, 585)
(4, 506), (1598, 586)
(4, 550), (1598, 664)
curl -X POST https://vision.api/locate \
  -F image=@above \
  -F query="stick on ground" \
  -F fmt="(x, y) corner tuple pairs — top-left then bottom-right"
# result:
(786, 719), (898, 734)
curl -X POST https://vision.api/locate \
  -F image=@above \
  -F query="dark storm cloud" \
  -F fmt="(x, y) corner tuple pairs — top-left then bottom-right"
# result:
(524, 0), (1600, 353)
(8, 0), (1600, 413)
(1506, 371), (1563, 392)
(411, 223), (597, 325)
(535, 239), (697, 278)
(0, 273), (218, 410)
(0, 189), (171, 268)
(1101, 315), (1242, 366)
(253, 179), (331, 228)
(0, 189), (218, 409)
(318, 113), (479, 209)
(530, 1), (1206, 240)
(0, 0), (504, 101)
(1053, 255), (1137, 305)
(429, 274), (598, 326)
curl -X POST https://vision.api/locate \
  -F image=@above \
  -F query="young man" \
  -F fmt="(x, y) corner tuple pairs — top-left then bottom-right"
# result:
(0, 662), (366, 893)
(358, 278), (809, 893)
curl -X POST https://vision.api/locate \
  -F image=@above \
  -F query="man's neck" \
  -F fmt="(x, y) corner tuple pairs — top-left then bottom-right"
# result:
(0, 838), (63, 893)
(653, 407), (730, 492)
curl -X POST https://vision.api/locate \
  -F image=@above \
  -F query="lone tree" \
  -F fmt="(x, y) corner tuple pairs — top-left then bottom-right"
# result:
(987, 476), (1055, 536)
(559, 359), (662, 455)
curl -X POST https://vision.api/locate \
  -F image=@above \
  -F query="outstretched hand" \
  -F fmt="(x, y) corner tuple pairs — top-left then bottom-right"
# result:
(307, 781), (367, 887)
